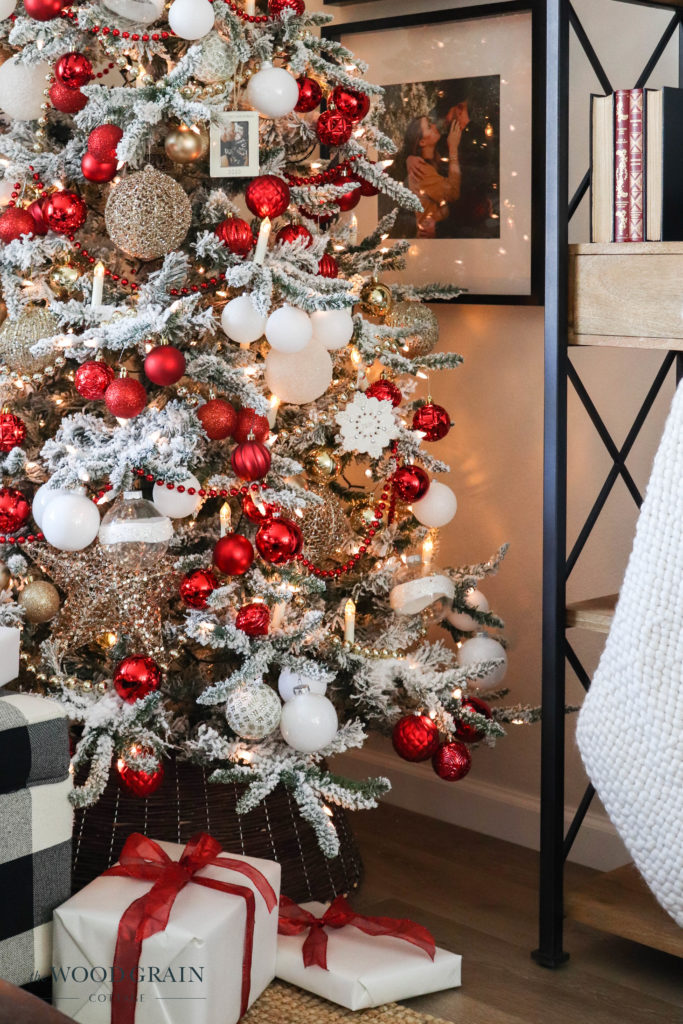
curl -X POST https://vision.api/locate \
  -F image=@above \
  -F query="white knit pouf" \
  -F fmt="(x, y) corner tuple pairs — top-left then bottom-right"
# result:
(576, 381), (683, 926)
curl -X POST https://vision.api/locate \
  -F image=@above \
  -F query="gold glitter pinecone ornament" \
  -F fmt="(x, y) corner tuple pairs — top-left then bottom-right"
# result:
(19, 580), (60, 623)
(300, 486), (352, 563)
(385, 301), (439, 359)
(0, 306), (59, 373)
(105, 166), (192, 260)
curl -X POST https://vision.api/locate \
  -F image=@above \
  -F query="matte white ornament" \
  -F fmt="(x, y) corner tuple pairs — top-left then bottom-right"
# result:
(412, 481), (457, 528)
(32, 482), (69, 530)
(265, 304), (313, 354)
(447, 589), (489, 631)
(456, 635), (508, 690)
(277, 668), (327, 703)
(152, 475), (202, 519)
(226, 680), (281, 740)
(310, 309), (354, 351)
(246, 62), (299, 119)
(265, 338), (333, 405)
(0, 626), (20, 686)
(390, 574), (455, 616)
(168, 0), (215, 39)
(280, 692), (338, 753)
(0, 0), (17, 22)
(41, 489), (100, 552)
(101, 0), (164, 23)
(221, 294), (266, 346)
(336, 392), (399, 460)
(0, 58), (51, 121)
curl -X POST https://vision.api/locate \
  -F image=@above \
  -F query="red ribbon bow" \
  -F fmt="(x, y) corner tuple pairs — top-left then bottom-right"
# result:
(278, 894), (436, 970)
(102, 832), (277, 1024)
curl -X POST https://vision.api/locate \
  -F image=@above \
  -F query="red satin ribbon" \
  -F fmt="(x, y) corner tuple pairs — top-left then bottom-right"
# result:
(278, 894), (436, 970)
(102, 832), (277, 1024)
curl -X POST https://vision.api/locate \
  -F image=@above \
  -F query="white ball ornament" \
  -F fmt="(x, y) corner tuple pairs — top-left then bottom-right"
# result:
(32, 483), (69, 530)
(265, 304), (313, 354)
(456, 635), (508, 691)
(277, 668), (327, 703)
(280, 691), (338, 753)
(221, 294), (267, 346)
(152, 475), (202, 519)
(265, 338), (333, 406)
(310, 309), (354, 351)
(101, 0), (164, 23)
(168, 0), (215, 39)
(0, 0), (17, 21)
(226, 681), (282, 740)
(246, 62), (299, 119)
(447, 589), (489, 631)
(0, 58), (51, 122)
(412, 481), (457, 528)
(41, 489), (100, 552)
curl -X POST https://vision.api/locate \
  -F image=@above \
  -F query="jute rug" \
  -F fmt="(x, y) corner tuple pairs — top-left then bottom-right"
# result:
(243, 981), (451, 1024)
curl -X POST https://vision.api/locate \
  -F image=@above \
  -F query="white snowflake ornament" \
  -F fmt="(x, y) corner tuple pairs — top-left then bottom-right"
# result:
(335, 392), (399, 459)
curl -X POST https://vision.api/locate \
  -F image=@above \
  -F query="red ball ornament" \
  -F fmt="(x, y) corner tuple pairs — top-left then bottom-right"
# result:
(117, 753), (165, 798)
(236, 602), (270, 636)
(412, 402), (451, 442)
(87, 124), (123, 162)
(366, 379), (402, 407)
(268, 0), (305, 15)
(454, 696), (493, 744)
(0, 488), (30, 533)
(113, 655), (162, 703)
(330, 173), (360, 213)
(317, 254), (339, 278)
(232, 407), (269, 444)
(255, 517), (302, 565)
(74, 360), (115, 400)
(245, 175), (291, 220)
(27, 200), (48, 235)
(432, 740), (472, 781)
(104, 377), (147, 419)
(355, 174), (379, 198)
(197, 398), (237, 441)
(55, 52), (93, 89)
(393, 465), (430, 502)
(49, 80), (88, 114)
(144, 345), (186, 387)
(215, 217), (255, 256)
(330, 86), (371, 124)
(316, 110), (352, 147)
(298, 207), (334, 229)
(0, 413), (26, 452)
(24, 0), (65, 20)
(231, 439), (271, 481)
(0, 208), (35, 244)
(81, 152), (117, 183)
(213, 533), (255, 576)
(180, 568), (219, 608)
(242, 493), (277, 523)
(43, 191), (87, 234)
(275, 223), (313, 247)
(392, 714), (440, 762)
(295, 76), (322, 113)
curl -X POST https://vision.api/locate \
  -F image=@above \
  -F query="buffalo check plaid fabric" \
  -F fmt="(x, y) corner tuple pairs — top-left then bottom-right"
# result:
(0, 693), (73, 986)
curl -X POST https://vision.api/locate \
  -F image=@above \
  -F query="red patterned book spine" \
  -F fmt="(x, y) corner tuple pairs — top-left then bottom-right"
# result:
(614, 89), (630, 242)
(627, 88), (644, 241)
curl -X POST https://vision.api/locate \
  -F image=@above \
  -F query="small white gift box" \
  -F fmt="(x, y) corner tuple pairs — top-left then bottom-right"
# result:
(0, 625), (20, 685)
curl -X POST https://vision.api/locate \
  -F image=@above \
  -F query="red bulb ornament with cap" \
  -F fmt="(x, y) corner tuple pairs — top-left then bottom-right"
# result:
(432, 740), (472, 781)
(295, 76), (322, 113)
(197, 398), (237, 441)
(55, 52), (93, 89)
(0, 208), (35, 244)
(213, 533), (255, 576)
(231, 408), (269, 444)
(454, 696), (493, 744)
(231, 439), (271, 481)
(316, 110), (352, 147)
(392, 714), (440, 762)
(215, 217), (254, 256)
(0, 413), (26, 452)
(245, 176), (290, 220)
(113, 655), (162, 703)
(393, 465), (430, 502)
(366, 379), (402, 407)
(255, 517), (302, 565)
(180, 568), (219, 609)
(0, 488), (30, 533)
(75, 361), (115, 400)
(330, 85), (371, 124)
(87, 124), (123, 162)
(117, 751), (165, 797)
(144, 345), (186, 387)
(236, 602), (270, 636)
(43, 191), (87, 234)
(105, 377), (147, 419)
(412, 402), (451, 442)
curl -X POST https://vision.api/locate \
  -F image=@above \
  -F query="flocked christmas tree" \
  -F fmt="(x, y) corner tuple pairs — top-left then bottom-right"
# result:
(0, 0), (534, 857)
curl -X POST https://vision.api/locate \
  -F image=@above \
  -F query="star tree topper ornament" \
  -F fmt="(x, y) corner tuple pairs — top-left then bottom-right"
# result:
(335, 392), (399, 460)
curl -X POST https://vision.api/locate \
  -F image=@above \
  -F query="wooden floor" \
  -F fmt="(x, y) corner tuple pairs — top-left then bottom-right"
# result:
(350, 805), (683, 1024)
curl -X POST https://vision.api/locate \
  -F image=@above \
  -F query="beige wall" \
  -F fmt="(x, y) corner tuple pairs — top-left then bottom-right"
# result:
(320, 0), (679, 866)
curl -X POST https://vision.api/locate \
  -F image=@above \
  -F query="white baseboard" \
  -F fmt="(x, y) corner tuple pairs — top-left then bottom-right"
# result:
(333, 747), (630, 872)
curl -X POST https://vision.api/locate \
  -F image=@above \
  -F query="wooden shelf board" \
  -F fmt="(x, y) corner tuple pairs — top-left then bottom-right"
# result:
(570, 242), (683, 255)
(568, 331), (683, 350)
(566, 594), (617, 633)
(567, 863), (683, 959)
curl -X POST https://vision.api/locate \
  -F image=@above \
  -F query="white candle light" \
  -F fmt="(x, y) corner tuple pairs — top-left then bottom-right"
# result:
(219, 501), (231, 537)
(422, 533), (434, 566)
(91, 261), (105, 310)
(271, 601), (286, 630)
(245, 0), (255, 13)
(267, 394), (280, 428)
(344, 597), (356, 643)
(253, 216), (271, 265)
(348, 214), (358, 246)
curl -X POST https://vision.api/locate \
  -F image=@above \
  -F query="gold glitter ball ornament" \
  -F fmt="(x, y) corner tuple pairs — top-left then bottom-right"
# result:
(305, 446), (340, 484)
(105, 166), (192, 261)
(0, 306), (60, 373)
(164, 124), (209, 164)
(385, 301), (439, 359)
(349, 499), (377, 536)
(19, 580), (60, 623)
(299, 485), (352, 563)
(359, 280), (393, 318)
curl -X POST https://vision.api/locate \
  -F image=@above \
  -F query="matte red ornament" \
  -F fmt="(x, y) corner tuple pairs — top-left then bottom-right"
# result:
(366, 379), (402, 407)
(87, 124), (123, 162)
(330, 85), (371, 124)
(55, 52), (93, 88)
(213, 533), (255, 576)
(197, 398), (237, 440)
(245, 175), (290, 219)
(27, 200), (48, 235)
(113, 655), (162, 703)
(393, 465), (430, 502)
(231, 439), (272, 481)
(236, 602), (270, 636)
(316, 110), (352, 147)
(268, 0), (304, 15)
(0, 413), (26, 452)
(75, 360), (115, 400)
(179, 568), (219, 608)
(412, 402), (451, 442)
(43, 191), (87, 234)
(432, 740), (472, 781)
(104, 377), (147, 419)
(255, 517), (302, 565)
(144, 345), (186, 387)
(24, 0), (65, 19)
(392, 714), (440, 762)
(0, 488), (30, 533)
(49, 80), (87, 114)
(242, 493), (277, 523)
(355, 174), (379, 198)
(275, 223), (313, 247)
(117, 755), (165, 797)
(214, 217), (255, 256)
(330, 173), (360, 212)
(81, 152), (117, 183)
(295, 76), (322, 113)
(317, 254), (339, 278)
(454, 696), (493, 744)
(232, 407), (269, 444)
(0, 208), (35, 244)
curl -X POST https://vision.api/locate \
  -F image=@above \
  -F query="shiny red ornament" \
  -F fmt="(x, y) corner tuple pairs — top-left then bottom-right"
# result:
(87, 124), (123, 162)
(24, 0), (65, 20)
(295, 76), (322, 113)
(236, 602), (270, 637)
(144, 345), (186, 387)
(117, 754), (165, 798)
(231, 439), (272, 481)
(81, 151), (117, 183)
(268, 0), (305, 15)
(213, 533), (255, 576)
(232, 407), (269, 444)
(392, 714), (440, 762)
(275, 223), (313, 247)
(0, 413), (26, 452)
(392, 465), (430, 502)
(330, 172), (361, 213)
(242, 493), (277, 523)
(55, 52), (93, 89)
(330, 86), (371, 124)
(104, 377), (147, 419)
(214, 217), (255, 256)
(197, 398), (237, 440)
(27, 200), (48, 235)
(317, 254), (339, 278)
(43, 191), (87, 234)
(245, 175), (290, 220)
(298, 207), (334, 229)
(180, 568), (219, 608)
(366, 379), (402, 407)
(0, 488), (30, 533)
(255, 517), (302, 565)
(113, 655), (162, 703)
(49, 80), (87, 114)
(355, 174), (379, 198)
(432, 740), (472, 781)
(412, 402), (451, 442)
(316, 110), (352, 147)
(454, 696), (493, 744)
(0, 208), (35, 244)
(74, 360), (115, 400)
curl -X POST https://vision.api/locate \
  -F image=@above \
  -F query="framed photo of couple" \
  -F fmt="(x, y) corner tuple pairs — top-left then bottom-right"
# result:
(323, 1), (545, 304)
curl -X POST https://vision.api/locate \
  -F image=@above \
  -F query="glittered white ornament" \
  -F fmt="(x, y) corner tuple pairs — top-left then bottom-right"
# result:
(99, 492), (172, 569)
(0, 58), (51, 121)
(447, 588), (489, 631)
(195, 33), (238, 84)
(277, 668), (327, 703)
(221, 294), (266, 346)
(265, 338), (333, 405)
(336, 392), (399, 460)
(266, 304), (312, 354)
(42, 489), (100, 552)
(101, 0), (164, 23)
(32, 482), (69, 530)
(246, 62), (299, 119)
(310, 309), (354, 351)
(457, 635), (508, 691)
(412, 481), (457, 528)
(226, 680), (281, 740)
(152, 475), (202, 519)
(280, 691), (338, 752)
(0, 0), (17, 21)
(168, 0), (215, 39)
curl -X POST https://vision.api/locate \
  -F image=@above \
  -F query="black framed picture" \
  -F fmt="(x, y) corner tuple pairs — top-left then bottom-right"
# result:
(323, 1), (545, 304)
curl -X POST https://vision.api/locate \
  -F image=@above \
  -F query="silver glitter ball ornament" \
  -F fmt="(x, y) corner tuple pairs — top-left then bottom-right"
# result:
(385, 301), (439, 359)
(195, 34), (238, 84)
(105, 166), (192, 261)
(0, 306), (59, 373)
(225, 680), (282, 740)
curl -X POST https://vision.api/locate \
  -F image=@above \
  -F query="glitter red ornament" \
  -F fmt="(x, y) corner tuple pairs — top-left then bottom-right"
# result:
(179, 568), (219, 608)
(0, 413), (26, 452)
(255, 517), (302, 565)
(81, 152), (117, 183)
(213, 533), (255, 576)
(87, 124), (123, 162)
(268, 0), (305, 15)
(0, 208), (35, 244)
(214, 217), (255, 256)
(454, 696), (493, 744)
(316, 110), (352, 147)
(197, 398), (237, 440)
(144, 345), (186, 387)
(245, 175), (291, 220)
(113, 655), (162, 703)
(232, 407), (269, 444)
(43, 191), (87, 234)
(27, 200), (48, 235)
(366, 379), (402, 407)
(295, 76), (322, 113)
(117, 753), (165, 797)
(0, 488), (30, 533)
(392, 465), (430, 502)
(236, 602), (270, 636)
(432, 740), (472, 781)
(24, 0), (65, 20)
(412, 402), (451, 442)
(49, 80), (88, 114)
(74, 360), (115, 400)
(231, 439), (272, 481)
(275, 223), (313, 247)
(330, 173), (361, 212)
(392, 714), (440, 762)
(242, 493), (277, 523)
(55, 52), (93, 89)
(104, 377), (147, 419)
(317, 254), (339, 278)
(330, 86), (371, 124)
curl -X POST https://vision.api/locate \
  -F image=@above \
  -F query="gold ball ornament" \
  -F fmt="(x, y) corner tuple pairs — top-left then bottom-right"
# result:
(0, 306), (60, 373)
(19, 580), (60, 623)
(349, 500), (377, 536)
(385, 301), (439, 359)
(359, 280), (393, 318)
(305, 446), (340, 483)
(0, 561), (10, 589)
(48, 264), (81, 298)
(299, 486), (352, 563)
(164, 124), (209, 164)
(104, 166), (192, 261)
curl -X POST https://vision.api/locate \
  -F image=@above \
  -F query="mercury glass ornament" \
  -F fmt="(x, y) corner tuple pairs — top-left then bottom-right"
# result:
(48, 264), (81, 298)
(0, 306), (59, 373)
(104, 166), (192, 260)
(305, 446), (340, 483)
(98, 491), (173, 569)
(195, 33), (238, 84)
(359, 280), (393, 317)
(389, 553), (454, 620)
(385, 301), (439, 359)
